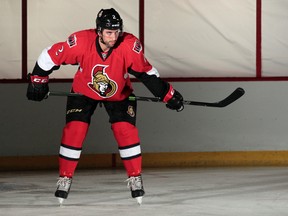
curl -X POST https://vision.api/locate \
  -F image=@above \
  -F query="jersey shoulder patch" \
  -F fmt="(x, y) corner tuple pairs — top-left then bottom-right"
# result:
(132, 40), (142, 54)
(67, 34), (77, 48)
(121, 33), (143, 54)
(66, 29), (96, 48)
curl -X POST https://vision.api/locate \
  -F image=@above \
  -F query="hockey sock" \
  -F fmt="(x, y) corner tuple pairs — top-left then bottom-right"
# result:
(59, 121), (89, 177)
(112, 122), (142, 177)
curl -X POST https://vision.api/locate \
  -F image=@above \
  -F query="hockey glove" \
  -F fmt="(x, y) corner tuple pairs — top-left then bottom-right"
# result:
(26, 73), (49, 101)
(166, 90), (184, 112)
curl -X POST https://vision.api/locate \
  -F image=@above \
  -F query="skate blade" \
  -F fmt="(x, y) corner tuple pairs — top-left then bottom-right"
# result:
(136, 196), (143, 205)
(57, 198), (65, 206)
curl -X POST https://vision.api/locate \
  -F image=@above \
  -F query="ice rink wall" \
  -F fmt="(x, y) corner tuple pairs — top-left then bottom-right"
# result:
(1, 0), (288, 170)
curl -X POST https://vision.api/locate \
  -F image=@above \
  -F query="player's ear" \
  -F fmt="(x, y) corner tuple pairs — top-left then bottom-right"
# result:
(96, 29), (102, 36)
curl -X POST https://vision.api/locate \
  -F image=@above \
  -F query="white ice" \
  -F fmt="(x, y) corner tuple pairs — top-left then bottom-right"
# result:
(0, 167), (288, 216)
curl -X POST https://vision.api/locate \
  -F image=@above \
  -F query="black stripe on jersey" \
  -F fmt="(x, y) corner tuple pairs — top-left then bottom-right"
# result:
(128, 68), (170, 100)
(32, 62), (60, 76)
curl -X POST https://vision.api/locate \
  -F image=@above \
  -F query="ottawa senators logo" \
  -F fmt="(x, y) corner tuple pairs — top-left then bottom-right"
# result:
(88, 65), (117, 98)
(127, 105), (135, 117)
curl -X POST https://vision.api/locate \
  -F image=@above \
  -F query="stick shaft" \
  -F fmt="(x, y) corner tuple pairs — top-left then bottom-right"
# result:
(129, 88), (244, 107)
(48, 91), (83, 97)
(48, 87), (245, 108)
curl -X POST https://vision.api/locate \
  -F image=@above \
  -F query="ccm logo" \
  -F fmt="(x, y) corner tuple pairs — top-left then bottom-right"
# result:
(32, 77), (48, 83)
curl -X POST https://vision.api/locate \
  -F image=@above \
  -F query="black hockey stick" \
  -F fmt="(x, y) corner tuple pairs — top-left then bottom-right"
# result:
(47, 91), (82, 97)
(128, 87), (245, 107)
(47, 87), (245, 108)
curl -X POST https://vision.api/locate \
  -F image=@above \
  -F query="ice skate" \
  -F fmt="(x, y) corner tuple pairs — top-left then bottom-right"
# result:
(126, 175), (145, 205)
(55, 176), (72, 205)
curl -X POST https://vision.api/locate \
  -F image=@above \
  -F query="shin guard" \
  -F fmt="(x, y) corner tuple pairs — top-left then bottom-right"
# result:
(59, 121), (89, 177)
(112, 122), (142, 177)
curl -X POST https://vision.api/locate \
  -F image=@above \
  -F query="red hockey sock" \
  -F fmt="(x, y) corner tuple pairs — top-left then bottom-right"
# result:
(112, 122), (142, 177)
(59, 121), (89, 177)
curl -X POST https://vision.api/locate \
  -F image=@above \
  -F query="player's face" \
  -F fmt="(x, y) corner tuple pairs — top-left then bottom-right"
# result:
(100, 29), (120, 49)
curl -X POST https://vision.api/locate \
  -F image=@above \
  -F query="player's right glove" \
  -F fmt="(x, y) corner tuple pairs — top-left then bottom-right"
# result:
(26, 73), (49, 101)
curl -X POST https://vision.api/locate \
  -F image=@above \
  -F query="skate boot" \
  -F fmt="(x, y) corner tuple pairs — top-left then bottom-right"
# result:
(55, 176), (72, 205)
(126, 175), (145, 205)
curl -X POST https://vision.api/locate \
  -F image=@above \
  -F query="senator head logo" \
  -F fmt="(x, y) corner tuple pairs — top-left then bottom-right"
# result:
(88, 65), (117, 98)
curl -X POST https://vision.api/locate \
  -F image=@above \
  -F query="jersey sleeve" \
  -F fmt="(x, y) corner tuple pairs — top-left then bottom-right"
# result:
(126, 36), (171, 100)
(32, 32), (84, 76)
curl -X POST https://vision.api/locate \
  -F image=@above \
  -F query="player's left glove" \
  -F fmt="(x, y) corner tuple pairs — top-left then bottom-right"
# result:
(166, 90), (184, 112)
(163, 85), (184, 112)
(26, 73), (49, 101)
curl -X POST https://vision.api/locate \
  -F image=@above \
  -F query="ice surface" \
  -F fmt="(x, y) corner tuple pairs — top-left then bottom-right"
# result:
(0, 167), (288, 216)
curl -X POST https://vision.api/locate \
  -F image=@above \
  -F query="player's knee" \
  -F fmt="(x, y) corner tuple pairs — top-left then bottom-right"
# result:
(62, 121), (89, 146)
(111, 122), (140, 146)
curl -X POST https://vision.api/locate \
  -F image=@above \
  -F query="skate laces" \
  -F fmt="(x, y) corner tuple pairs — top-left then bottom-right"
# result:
(56, 177), (72, 191)
(126, 176), (143, 191)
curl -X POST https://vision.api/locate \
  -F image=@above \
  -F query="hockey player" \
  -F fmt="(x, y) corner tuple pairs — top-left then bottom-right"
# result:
(26, 8), (184, 205)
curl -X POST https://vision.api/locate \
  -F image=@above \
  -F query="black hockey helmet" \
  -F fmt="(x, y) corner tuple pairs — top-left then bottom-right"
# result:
(96, 8), (123, 33)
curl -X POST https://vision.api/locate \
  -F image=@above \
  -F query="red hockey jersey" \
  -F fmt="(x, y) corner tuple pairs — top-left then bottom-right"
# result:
(37, 29), (161, 101)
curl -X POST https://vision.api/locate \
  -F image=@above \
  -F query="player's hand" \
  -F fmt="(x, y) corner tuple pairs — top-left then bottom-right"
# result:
(166, 90), (184, 112)
(26, 73), (49, 101)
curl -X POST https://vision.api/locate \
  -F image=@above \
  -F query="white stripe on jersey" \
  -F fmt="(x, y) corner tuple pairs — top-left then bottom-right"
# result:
(119, 145), (141, 159)
(147, 67), (160, 77)
(37, 47), (56, 71)
(60, 146), (81, 160)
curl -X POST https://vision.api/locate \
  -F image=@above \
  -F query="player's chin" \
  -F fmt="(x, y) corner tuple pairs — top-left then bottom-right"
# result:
(109, 41), (117, 47)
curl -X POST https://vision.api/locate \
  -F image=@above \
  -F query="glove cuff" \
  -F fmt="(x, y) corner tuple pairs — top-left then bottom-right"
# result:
(162, 84), (175, 103)
(30, 74), (49, 83)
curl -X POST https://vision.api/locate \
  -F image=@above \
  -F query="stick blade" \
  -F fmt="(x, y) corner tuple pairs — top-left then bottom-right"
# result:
(184, 87), (245, 108)
(216, 87), (245, 107)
